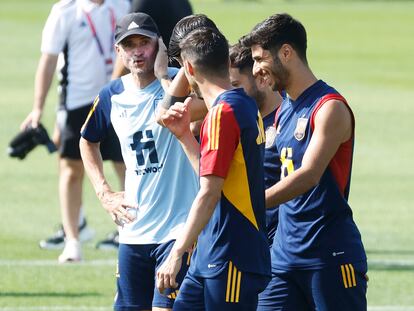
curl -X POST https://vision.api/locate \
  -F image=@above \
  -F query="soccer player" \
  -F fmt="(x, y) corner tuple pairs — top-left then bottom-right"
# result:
(156, 27), (271, 310)
(242, 13), (368, 310)
(79, 13), (198, 311)
(229, 42), (282, 247)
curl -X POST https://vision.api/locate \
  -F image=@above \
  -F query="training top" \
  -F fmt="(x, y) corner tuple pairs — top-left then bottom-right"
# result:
(189, 88), (271, 278)
(41, 0), (130, 110)
(263, 109), (280, 246)
(272, 80), (366, 270)
(81, 69), (199, 244)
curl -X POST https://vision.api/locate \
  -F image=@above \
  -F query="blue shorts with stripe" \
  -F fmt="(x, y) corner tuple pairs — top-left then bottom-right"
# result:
(173, 261), (270, 311)
(114, 240), (190, 311)
(257, 261), (368, 311)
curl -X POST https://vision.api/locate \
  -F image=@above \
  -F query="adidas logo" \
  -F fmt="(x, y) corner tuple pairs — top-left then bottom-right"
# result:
(128, 21), (139, 30)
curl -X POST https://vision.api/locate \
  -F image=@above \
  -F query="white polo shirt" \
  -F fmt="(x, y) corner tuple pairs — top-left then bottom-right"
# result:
(41, 0), (130, 110)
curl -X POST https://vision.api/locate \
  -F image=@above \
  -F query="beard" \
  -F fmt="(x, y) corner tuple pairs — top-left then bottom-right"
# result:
(253, 90), (266, 111)
(247, 76), (266, 111)
(270, 55), (289, 92)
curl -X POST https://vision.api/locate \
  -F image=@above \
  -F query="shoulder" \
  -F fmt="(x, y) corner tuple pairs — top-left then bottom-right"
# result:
(312, 98), (353, 142)
(220, 89), (258, 123)
(99, 78), (125, 100)
(50, 0), (77, 16)
(205, 102), (240, 137)
(218, 89), (253, 110)
(45, 0), (77, 28)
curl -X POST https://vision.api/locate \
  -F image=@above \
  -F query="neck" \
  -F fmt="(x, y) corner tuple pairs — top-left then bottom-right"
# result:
(260, 91), (282, 118)
(286, 62), (317, 101)
(198, 77), (233, 110)
(131, 72), (157, 89)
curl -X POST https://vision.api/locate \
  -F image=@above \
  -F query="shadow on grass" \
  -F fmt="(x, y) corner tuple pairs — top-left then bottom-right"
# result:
(0, 292), (101, 298)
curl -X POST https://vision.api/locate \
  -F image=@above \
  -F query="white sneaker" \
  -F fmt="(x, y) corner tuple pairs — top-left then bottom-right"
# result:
(58, 239), (82, 263)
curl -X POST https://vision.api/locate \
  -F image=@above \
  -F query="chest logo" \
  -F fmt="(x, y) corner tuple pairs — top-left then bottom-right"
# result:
(265, 126), (277, 149)
(294, 117), (308, 141)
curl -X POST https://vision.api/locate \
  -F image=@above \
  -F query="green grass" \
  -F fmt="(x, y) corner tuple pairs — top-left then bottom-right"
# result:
(1, 0), (413, 309)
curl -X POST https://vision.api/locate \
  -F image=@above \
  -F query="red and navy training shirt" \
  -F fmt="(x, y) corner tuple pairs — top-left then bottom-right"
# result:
(189, 88), (271, 278)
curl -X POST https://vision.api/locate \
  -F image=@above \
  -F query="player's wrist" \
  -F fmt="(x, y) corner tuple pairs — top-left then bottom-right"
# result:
(176, 128), (193, 141)
(96, 187), (112, 201)
(171, 245), (185, 258)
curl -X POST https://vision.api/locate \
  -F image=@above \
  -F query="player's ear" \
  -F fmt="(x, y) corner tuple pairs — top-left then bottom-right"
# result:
(279, 43), (293, 63)
(115, 44), (122, 55)
(184, 60), (194, 77)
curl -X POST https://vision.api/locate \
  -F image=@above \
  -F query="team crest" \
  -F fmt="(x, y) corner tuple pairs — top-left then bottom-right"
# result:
(265, 126), (277, 149)
(294, 117), (308, 141)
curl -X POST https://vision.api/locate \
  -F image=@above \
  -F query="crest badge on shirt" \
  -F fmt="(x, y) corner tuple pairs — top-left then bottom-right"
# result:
(294, 117), (308, 141)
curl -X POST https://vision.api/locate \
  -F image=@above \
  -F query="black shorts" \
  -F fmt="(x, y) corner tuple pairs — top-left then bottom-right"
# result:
(57, 105), (123, 161)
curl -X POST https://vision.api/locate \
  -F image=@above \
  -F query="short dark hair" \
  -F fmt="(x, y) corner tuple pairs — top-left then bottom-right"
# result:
(179, 27), (229, 78)
(241, 13), (308, 62)
(229, 41), (253, 74)
(168, 14), (218, 61)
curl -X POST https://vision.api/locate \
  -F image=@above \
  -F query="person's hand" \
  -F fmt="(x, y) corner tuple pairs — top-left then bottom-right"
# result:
(154, 37), (169, 81)
(160, 97), (192, 139)
(20, 109), (42, 130)
(156, 249), (182, 294)
(97, 190), (138, 226)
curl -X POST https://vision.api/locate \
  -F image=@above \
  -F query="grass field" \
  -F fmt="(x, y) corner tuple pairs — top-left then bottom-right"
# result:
(1, 0), (413, 310)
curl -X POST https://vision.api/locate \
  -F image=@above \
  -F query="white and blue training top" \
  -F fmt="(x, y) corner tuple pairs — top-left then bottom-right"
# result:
(81, 69), (198, 244)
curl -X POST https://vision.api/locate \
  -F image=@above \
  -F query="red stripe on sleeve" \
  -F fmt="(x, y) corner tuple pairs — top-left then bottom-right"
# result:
(199, 102), (240, 178)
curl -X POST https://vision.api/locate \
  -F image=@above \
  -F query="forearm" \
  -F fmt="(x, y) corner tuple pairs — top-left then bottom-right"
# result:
(165, 68), (189, 97)
(79, 138), (112, 198)
(33, 54), (58, 113)
(156, 69), (189, 125)
(178, 131), (200, 174)
(265, 167), (319, 207)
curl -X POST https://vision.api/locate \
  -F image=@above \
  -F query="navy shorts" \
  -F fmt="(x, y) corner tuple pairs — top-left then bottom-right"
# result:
(257, 261), (368, 311)
(173, 261), (270, 311)
(57, 105), (123, 161)
(114, 240), (190, 311)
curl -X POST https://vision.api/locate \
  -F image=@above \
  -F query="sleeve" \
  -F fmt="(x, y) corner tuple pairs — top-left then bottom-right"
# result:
(199, 102), (240, 178)
(40, 4), (70, 54)
(80, 90), (111, 143)
(167, 67), (179, 79)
